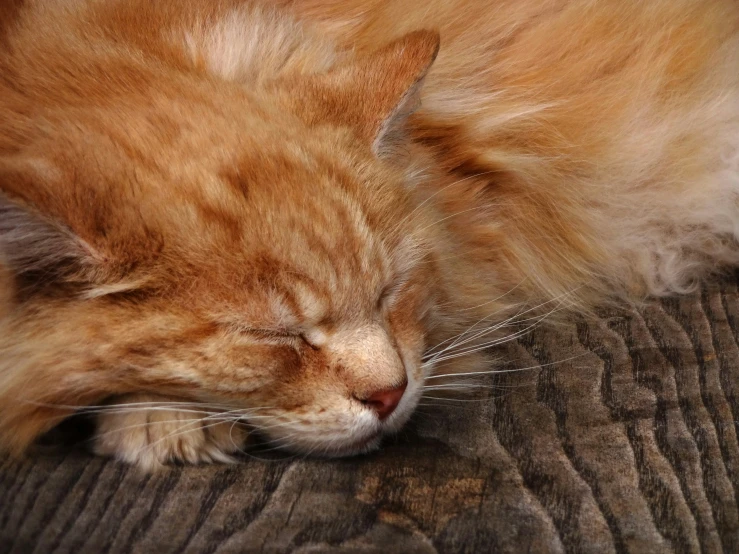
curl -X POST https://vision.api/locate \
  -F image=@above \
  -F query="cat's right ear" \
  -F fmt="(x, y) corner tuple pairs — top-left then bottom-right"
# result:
(277, 30), (440, 157)
(0, 170), (102, 294)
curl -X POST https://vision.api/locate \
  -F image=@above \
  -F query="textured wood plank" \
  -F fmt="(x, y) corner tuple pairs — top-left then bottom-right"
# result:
(4, 279), (739, 553)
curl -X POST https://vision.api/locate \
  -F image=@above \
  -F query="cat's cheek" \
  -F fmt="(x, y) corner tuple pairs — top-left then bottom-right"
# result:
(385, 301), (429, 380)
(376, 320), (427, 434)
(385, 325), (427, 429)
(380, 305), (450, 434)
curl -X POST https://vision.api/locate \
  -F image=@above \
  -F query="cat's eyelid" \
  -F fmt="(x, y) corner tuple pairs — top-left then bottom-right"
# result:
(228, 323), (326, 349)
(246, 327), (300, 338)
(220, 322), (300, 339)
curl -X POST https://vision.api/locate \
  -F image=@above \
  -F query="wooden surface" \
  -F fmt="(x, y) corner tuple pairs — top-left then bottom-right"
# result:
(4, 278), (739, 553)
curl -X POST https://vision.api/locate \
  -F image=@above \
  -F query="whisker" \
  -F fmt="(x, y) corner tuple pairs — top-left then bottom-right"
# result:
(422, 289), (575, 362)
(25, 399), (274, 414)
(24, 400), (277, 431)
(136, 415), (244, 458)
(455, 278), (529, 313)
(392, 171), (497, 233)
(413, 202), (504, 235)
(422, 384), (504, 390)
(426, 352), (589, 380)
(419, 395), (497, 403)
(90, 417), (219, 442)
(423, 302), (528, 361)
(426, 293), (576, 365)
(424, 296), (528, 358)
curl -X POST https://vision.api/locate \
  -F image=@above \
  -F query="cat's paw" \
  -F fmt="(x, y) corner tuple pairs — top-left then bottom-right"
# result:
(92, 394), (247, 471)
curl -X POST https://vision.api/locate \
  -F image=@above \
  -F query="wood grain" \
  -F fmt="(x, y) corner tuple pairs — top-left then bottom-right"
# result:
(3, 278), (739, 553)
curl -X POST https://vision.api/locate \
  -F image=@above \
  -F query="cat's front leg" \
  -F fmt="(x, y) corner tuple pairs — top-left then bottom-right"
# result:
(92, 393), (247, 470)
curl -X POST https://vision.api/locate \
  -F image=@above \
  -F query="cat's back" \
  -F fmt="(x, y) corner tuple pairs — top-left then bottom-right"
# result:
(288, 0), (739, 170)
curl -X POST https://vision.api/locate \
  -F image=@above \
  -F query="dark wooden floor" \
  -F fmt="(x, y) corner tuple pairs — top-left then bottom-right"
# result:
(3, 278), (739, 553)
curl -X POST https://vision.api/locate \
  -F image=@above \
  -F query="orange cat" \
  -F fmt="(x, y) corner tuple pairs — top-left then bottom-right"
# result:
(0, 0), (737, 469)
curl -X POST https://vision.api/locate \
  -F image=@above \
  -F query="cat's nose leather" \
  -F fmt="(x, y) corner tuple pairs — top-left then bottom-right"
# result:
(361, 382), (407, 420)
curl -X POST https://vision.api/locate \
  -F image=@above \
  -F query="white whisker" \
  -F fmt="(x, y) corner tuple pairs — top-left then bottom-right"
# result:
(428, 304), (567, 364)
(392, 171), (497, 233)
(426, 352), (588, 380)
(424, 288), (577, 365)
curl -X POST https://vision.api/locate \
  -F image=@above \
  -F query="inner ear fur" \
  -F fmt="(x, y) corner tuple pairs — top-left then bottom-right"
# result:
(0, 163), (104, 295)
(0, 193), (99, 293)
(277, 30), (440, 155)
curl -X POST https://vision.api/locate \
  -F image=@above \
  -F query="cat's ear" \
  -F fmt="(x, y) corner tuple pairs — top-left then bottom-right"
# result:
(0, 177), (102, 294)
(282, 30), (440, 156)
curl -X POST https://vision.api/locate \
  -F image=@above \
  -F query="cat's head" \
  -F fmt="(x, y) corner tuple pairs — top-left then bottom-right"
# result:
(0, 30), (446, 456)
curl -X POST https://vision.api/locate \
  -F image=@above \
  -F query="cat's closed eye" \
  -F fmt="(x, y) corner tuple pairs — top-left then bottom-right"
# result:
(225, 324), (305, 344)
(230, 323), (330, 353)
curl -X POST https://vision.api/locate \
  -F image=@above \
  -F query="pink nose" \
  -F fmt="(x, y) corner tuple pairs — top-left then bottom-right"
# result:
(360, 382), (407, 420)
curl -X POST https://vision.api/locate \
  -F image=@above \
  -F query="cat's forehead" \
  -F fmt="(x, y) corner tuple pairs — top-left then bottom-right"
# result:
(186, 154), (426, 326)
(203, 180), (409, 322)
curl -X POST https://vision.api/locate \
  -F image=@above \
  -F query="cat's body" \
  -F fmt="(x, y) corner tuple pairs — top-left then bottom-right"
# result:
(0, 0), (738, 469)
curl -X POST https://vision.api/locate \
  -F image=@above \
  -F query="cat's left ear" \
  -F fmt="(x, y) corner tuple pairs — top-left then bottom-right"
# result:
(281, 30), (440, 156)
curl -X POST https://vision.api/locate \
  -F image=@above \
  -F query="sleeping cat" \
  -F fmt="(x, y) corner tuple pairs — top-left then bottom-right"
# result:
(0, 0), (737, 470)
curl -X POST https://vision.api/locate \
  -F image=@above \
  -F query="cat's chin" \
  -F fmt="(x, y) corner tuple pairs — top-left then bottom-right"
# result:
(309, 432), (384, 458)
(327, 401), (420, 457)
(267, 410), (416, 459)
